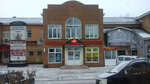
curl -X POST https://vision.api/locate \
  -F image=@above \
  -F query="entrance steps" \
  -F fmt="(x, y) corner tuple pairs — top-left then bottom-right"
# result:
(60, 65), (88, 69)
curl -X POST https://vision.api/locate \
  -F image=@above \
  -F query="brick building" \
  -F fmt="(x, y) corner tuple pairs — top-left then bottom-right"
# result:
(43, 1), (104, 68)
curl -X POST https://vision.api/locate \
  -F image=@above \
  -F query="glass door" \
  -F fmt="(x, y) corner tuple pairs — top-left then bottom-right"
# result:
(66, 48), (82, 65)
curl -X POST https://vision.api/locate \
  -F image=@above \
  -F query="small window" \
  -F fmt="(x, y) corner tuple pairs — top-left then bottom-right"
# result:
(29, 51), (34, 56)
(27, 29), (32, 38)
(37, 51), (42, 56)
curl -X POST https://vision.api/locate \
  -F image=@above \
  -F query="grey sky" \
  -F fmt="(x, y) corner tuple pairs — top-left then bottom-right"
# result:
(0, 0), (150, 17)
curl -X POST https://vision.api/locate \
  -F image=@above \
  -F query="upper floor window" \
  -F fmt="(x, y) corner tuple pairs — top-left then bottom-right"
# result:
(85, 24), (99, 39)
(2, 30), (10, 44)
(48, 24), (62, 39)
(27, 29), (32, 38)
(65, 17), (82, 39)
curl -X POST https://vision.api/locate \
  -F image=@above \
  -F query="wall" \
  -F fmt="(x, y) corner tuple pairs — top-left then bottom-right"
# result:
(26, 25), (43, 41)
(26, 45), (43, 63)
(141, 15), (150, 33)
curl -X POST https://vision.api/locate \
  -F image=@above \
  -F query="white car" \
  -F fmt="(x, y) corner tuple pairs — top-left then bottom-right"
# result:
(117, 55), (139, 64)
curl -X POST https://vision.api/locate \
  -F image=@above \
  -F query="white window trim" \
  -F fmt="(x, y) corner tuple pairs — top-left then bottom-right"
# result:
(85, 47), (99, 63)
(65, 17), (82, 39)
(48, 24), (62, 39)
(48, 48), (62, 64)
(85, 24), (99, 39)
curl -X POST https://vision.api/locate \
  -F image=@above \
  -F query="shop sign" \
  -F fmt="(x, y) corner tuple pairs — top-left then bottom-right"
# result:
(10, 46), (26, 61)
(104, 47), (117, 51)
(10, 41), (26, 46)
(26, 41), (37, 46)
(10, 56), (26, 61)
(45, 41), (64, 45)
(84, 41), (103, 45)
(110, 42), (130, 46)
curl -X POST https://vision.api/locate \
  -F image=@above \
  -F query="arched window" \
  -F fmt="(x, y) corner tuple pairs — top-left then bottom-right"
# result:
(65, 17), (82, 39)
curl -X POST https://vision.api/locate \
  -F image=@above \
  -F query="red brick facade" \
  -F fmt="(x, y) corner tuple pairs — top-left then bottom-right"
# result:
(43, 1), (104, 68)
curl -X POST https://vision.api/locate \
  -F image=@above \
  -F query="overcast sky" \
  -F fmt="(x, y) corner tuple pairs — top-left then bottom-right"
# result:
(0, 0), (150, 18)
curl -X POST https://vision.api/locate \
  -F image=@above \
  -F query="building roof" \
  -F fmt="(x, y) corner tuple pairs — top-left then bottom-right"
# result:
(135, 11), (150, 20)
(0, 18), (43, 25)
(133, 29), (150, 40)
(103, 17), (140, 24)
(0, 17), (141, 25)
(104, 27), (150, 40)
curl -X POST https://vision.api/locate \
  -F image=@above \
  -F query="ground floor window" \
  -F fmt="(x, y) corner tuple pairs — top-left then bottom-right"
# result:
(85, 47), (99, 63)
(29, 51), (34, 56)
(105, 50), (116, 59)
(48, 48), (62, 63)
(37, 51), (42, 56)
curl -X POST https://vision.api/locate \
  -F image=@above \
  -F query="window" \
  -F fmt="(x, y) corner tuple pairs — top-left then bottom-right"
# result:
(105, 50), (116, 59)
(27, 29), (32, 38)
(85, 24), (99, 39)
(29, 51), (34, 56)
(37, 51), (42, 56)
(2, 30), (10, 44)
(85, 47), (99, 63)
(48, 48), (62, 63)
(65, 17), (82, 39)
(48, 25), (61, 39)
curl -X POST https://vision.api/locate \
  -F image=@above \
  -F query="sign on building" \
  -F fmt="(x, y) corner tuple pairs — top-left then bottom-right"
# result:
(10, 21), (26, 61)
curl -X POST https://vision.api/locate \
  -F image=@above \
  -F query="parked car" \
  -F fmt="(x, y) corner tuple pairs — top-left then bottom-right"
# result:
(96, 58), (150, 84)
(117, 55), (139, 64)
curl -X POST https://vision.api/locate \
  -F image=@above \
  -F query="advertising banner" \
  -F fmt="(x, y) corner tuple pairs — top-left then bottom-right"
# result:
(10, 25), (26, 61)
(10, 26), (26, 41)
(10, 41), (26, 46)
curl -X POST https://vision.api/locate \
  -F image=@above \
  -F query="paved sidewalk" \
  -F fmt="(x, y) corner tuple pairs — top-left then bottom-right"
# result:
(0, 64), (115, 81)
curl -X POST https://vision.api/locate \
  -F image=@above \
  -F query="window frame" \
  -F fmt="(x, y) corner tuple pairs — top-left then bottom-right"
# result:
(48, 24), (62, 39)
(85, 24), (99, 39)
(37, 51), (42, 56)
(85, 47), (99, 63)
(65, 17), (82, 39)
(2, 30), (10, 40)
(27, 29), (32, 38)
(48, 48), (62, 64)
(29, 51), (34, 56)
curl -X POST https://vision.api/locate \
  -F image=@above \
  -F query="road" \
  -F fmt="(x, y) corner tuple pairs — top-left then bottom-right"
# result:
(35, 79), (95, 84)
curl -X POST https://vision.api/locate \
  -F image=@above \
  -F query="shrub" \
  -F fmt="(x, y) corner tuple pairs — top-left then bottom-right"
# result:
(0, 70), (36, 84)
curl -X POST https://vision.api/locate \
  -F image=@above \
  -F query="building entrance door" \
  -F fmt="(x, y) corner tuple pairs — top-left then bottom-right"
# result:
(65, 48), (83, 65)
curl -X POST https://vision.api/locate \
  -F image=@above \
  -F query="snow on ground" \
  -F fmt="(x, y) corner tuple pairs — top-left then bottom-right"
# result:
(0, 64), (115, 81)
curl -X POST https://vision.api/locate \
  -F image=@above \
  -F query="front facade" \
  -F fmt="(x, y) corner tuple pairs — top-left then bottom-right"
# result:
(43, 1), (104, 68)
(0, 1), (150, 67)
